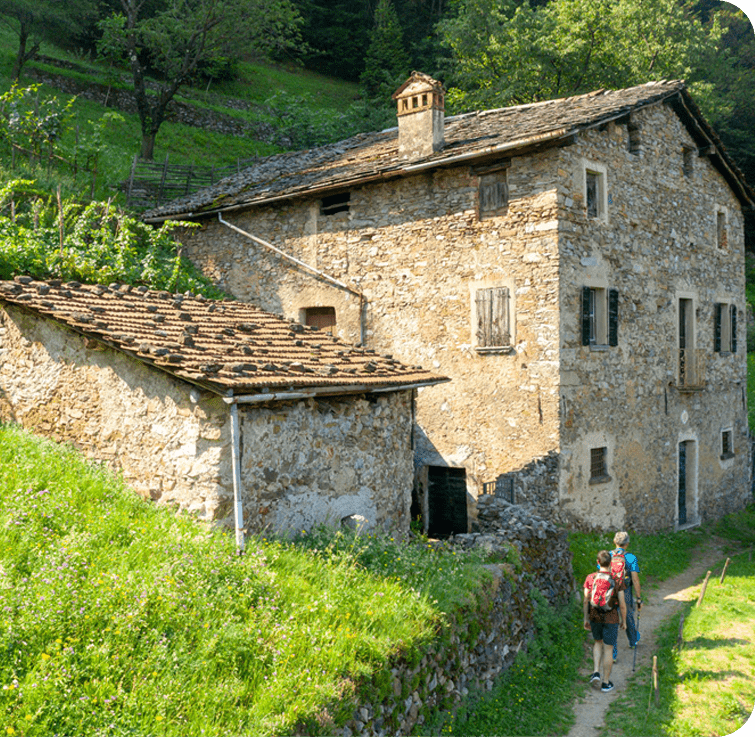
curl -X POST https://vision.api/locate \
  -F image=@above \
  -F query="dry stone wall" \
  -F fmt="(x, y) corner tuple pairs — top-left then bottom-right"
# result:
(335, 503), (574, 737)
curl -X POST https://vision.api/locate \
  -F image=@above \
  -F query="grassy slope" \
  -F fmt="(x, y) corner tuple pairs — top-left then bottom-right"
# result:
(0, 425), (489, 737)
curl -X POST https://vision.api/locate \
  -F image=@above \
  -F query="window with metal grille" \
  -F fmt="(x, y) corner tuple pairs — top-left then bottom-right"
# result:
(581, 287), (618, 347)
(721, 429), (734, 460)
(320, 192), (350, 216)
(714, 302), (737, 354)
(476, 286), (511, 350)
(590, 447), (610, 483)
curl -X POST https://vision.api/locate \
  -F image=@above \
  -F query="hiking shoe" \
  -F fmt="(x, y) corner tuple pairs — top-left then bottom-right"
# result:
(601, 681), (615, 692)
(590, 672), (601, 687)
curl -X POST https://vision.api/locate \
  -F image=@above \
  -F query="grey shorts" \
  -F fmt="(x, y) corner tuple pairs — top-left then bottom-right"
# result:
(590, 621), (619, 646)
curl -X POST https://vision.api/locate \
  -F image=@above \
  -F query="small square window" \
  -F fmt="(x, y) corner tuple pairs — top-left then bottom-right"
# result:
(475, 286), (511, 351)
(590, 447), (610, 483)
(320, 192), (350, 216)
(721, 429), (734, 460)
(303, 306), (336, 333)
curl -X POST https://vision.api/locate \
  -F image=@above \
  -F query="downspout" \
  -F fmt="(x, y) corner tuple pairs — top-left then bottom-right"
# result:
(229, 398), (245, 554)
(217, 213), (367, 344)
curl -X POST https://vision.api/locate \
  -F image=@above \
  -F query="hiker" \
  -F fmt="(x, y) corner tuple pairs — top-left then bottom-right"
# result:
(610, 531), (642, 659)
(584, 550), (627, 693)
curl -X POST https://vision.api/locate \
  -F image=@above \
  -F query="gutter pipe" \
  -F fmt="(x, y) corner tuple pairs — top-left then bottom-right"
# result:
(217, 213), (367, 344)
(228, 398), (245, 554)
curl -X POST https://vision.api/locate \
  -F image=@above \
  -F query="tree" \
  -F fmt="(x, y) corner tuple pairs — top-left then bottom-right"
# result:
(360, 0), (412, 100)
(438, 0), (722, 112)
(0, 0), (98, 80)
(98, 0), (303, 160)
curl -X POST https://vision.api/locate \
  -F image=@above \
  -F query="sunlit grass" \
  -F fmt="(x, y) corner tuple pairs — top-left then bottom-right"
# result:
(0, 424), (489, 737)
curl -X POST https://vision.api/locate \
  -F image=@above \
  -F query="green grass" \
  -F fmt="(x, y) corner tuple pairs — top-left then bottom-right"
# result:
(568, 528), (705, 589)
(598, 541), (755, 737)
(0, 424), (490, 737)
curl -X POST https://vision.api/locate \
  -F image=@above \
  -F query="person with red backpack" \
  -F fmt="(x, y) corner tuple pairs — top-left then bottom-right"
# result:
(583, 550), (627, 693)
(608, 531), (643, 661)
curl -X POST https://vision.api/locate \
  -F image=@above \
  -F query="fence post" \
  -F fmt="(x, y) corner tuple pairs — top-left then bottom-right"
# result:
(127, 154), (138, 207)
(653, 655), (659, 706)
(720, 558), (731, 584)
(158, 153), (169, 204)
(696, 570), (712, 607)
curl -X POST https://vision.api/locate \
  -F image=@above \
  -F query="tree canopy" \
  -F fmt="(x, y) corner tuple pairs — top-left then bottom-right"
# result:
(98, 0), (303, 159)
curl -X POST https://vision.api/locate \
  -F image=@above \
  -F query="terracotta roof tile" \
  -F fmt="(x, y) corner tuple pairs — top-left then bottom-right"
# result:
(0, 278), (447, 396)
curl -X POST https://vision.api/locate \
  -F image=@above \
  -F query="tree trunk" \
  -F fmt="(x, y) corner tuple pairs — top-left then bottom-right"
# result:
(140, 132), (157, 161)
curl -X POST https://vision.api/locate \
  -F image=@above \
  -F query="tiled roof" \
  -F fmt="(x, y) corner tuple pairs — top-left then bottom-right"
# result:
(0, 278), (446, 397)
(142, 80), (754, 221)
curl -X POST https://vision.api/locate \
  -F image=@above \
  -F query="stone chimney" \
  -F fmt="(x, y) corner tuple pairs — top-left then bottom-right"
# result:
(392, 71), (445, 161)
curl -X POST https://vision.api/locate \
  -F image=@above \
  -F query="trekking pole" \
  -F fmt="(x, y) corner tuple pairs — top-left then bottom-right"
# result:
(633, 606), (641, 672)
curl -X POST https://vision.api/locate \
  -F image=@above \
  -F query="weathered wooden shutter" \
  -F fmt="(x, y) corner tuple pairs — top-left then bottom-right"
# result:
(479, 180), (508, 212)
(427, 466), (468, 538)
(608, 288), (619, 346)
(714, 303), (722, 353)
(581, 287), (592, 346)
(476, 287), (510, 346)
(731, 305), (737, 353)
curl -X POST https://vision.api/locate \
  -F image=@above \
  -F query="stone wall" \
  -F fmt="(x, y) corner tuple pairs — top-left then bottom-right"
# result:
(239, 392), (415, 534)
(0, 306), (416, 535)
(177, 99), (750, 532)
(556, 105), (751, 531)
(334, 503), (575, 736)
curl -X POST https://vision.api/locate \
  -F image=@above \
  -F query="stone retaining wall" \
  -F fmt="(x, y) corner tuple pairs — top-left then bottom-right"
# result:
(336, 504), (574, 736)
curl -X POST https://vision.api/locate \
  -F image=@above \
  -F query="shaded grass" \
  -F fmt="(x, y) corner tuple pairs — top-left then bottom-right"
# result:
(0, 424), (489, 737)
(568, 527), (705, 589)
(436, 594), (584, 736)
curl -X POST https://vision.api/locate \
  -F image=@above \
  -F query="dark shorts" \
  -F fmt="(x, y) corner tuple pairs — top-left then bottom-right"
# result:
(590, 621), (619, 646)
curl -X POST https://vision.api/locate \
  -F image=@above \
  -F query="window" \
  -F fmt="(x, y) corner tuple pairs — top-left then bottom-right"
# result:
(581, 287), (618, 347)
(320, 192), (350, 216)
(720, 429), (734, 460)
(303, 306), (336, 333)
(714, 302), (737, 354)
(683, 147), (695, 178)
(716, 209), (728, 249)
(583, 162), (608, 220)
(590, 447), (610, 484)
(478, 172), (508, 216)
(475, 286), (511, 351)
(627, 122), (641, 155)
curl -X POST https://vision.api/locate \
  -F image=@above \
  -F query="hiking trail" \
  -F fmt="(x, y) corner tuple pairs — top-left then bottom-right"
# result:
(566, 536), (730, 737)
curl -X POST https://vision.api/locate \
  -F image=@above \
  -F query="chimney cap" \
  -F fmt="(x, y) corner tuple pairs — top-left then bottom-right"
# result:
(392, 71), (445, 101)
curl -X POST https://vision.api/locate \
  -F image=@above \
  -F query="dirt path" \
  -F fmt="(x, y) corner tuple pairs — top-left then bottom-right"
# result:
(566, 536), (730, 737)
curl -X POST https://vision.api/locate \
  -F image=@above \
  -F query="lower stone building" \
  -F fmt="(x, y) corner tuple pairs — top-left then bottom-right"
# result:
(0, 278), (445, 541)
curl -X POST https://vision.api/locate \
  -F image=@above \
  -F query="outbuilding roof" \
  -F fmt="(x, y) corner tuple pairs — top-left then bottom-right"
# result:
(143, 79), (754, 223)
(0, 278), (446, 398)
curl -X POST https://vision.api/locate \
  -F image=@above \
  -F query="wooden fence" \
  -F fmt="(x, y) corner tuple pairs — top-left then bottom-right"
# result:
(122, 154), (259, 209)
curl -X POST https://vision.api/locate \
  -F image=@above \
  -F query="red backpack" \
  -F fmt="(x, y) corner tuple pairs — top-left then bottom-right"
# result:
(589, 571), (617, 611)
(610, 550), (628, 585)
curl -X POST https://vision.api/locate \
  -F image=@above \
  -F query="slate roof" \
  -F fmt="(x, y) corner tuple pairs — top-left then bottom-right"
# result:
(143, 79), (754, 223)
(0, 277), (446, 397)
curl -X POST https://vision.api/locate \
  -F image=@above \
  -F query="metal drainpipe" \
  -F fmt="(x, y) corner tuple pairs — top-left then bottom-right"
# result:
(217, 213), (367, 345)
(229, 399), (245, 554)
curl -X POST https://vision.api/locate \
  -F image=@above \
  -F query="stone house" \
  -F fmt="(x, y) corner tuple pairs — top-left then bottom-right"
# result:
(143, 74), (755, 533)
(0, 277), (445, 542)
